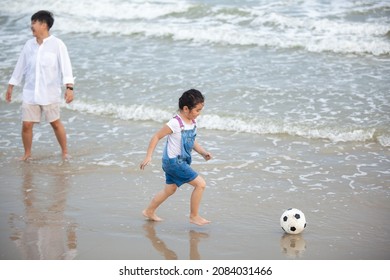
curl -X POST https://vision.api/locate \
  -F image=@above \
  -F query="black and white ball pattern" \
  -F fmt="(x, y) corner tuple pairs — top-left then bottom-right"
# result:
(280, 208), (307, 234)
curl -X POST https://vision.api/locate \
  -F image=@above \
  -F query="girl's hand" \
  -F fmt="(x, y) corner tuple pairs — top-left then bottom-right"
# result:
(202, 152), (212, 161)
(140, 157), (152, 170)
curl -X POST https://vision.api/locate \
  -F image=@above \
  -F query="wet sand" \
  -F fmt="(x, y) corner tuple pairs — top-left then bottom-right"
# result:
(0, 148), (389, 260)
(0, 102), (389, 260)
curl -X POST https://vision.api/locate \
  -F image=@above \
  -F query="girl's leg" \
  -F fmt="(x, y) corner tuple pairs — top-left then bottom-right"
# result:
(143, 184), (177, 221)
(188, 175), (210, 226)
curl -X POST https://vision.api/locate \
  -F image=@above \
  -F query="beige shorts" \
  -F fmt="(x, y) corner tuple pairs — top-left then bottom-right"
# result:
(22, 103), (61, 123)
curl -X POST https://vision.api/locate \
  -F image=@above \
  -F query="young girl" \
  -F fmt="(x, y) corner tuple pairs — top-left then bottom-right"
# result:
(140, 89), (212, 226)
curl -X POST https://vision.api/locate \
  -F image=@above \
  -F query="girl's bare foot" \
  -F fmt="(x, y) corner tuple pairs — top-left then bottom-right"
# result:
(143, 209), (163, 222)
(190, 215), (211, 226)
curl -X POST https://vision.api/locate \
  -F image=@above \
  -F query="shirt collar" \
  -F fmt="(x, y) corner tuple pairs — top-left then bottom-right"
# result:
(35, 35), (53, 45)
(43, 35), (53, 43)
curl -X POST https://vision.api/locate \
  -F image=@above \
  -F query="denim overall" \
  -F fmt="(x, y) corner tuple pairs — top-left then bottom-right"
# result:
(162, 115), (197, 186)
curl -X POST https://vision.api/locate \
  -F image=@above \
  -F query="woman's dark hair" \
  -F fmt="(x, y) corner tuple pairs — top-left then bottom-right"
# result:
(179, 89), (205, 110)
(31, 10), (54, 30)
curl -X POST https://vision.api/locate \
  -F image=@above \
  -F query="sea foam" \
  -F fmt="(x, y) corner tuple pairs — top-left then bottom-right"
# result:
(65, 100), (382, 145)
(2, 0), (389, 55)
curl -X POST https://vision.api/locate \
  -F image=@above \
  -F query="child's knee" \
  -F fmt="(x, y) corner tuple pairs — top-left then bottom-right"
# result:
(194, 176), (206, 189)
(165, 185), (177, 196)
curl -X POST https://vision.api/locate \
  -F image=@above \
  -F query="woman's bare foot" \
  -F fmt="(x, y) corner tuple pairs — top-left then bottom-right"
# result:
(62, 153), (71, 161)
(190, 215), (211, 226)
(143, 209), (163, 222)
(19, 153), (32, 161)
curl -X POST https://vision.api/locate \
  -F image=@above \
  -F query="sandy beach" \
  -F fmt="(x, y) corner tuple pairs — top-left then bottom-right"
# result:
(1, 102), (389, 260)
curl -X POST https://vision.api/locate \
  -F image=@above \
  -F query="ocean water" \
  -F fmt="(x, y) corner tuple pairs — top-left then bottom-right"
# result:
(1, 0), (389, 144)
(0, 0), (390, 259)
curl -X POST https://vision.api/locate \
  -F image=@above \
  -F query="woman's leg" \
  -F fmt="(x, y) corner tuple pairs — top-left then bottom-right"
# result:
(21, 121), (34, 160)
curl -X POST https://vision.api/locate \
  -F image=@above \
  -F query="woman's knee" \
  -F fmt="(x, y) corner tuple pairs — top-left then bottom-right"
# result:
(50, 119), (62, 130)
(22, 122), (34, 132)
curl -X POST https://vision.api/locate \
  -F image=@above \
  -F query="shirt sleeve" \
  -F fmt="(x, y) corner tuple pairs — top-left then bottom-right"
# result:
(8, 42), (28, 86)
(58, 39), (74, 85)
(166, 118), (181, 134)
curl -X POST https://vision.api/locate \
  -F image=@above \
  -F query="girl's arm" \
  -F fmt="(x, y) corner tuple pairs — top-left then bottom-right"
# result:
(193, 140), (212, 161)
(140, 125), (172, 170)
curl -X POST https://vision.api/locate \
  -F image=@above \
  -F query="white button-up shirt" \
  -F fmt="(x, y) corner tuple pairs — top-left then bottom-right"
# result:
(9, 35), (74, 105)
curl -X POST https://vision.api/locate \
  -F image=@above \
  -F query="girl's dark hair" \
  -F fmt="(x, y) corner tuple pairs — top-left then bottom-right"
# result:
(31, 10), (54, 30)
(179, 89), (205, 110)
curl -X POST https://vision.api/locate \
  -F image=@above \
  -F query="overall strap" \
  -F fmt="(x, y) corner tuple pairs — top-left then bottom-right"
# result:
(174, 115), (196, 131)
(174, 115), (184, 130)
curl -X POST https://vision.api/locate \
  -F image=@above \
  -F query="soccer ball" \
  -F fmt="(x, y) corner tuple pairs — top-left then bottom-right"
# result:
(280, 208), (306, 234)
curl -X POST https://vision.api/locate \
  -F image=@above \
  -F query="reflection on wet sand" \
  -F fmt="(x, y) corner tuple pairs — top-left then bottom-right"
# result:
(143, 222), (209, 260)
(143, 222), (178, 260)
(188, 230), (209, 260)
(8, 163), (77, 259)
(280, 233), (306, 258)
